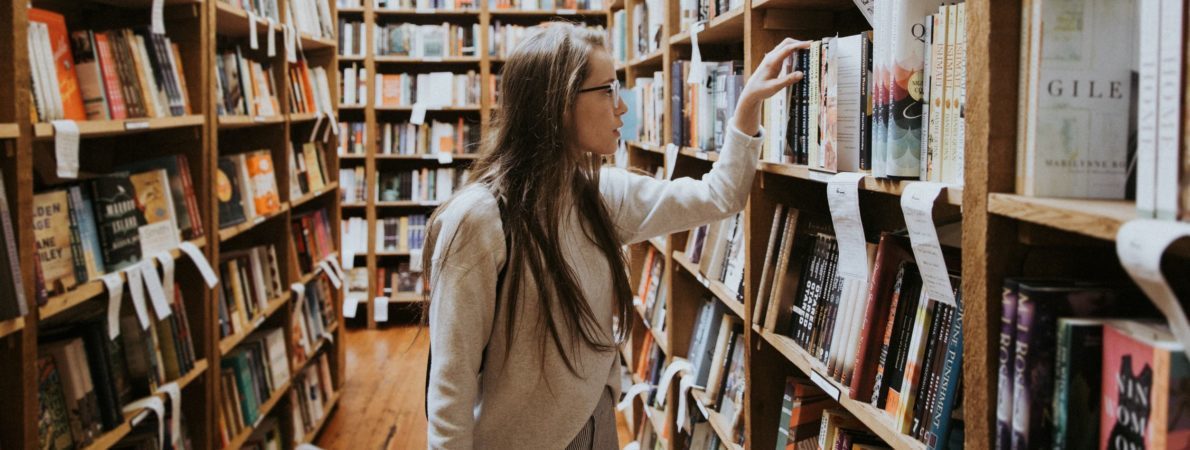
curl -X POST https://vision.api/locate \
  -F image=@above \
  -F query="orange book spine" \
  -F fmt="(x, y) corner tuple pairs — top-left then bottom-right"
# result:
(29, 8), (86, 120)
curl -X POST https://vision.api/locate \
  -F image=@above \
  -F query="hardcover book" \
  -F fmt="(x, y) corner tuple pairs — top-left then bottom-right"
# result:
(1100, 321), (1190, 449)
(33, 189), (78, 296)
(90, 174), (145, 272)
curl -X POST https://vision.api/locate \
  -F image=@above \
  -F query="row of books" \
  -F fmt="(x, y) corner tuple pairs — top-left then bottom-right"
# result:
(341, 217), (367, 262)
(289, 0), (337, 41)
(290, 352), (338, 443)
(488, 23), (605, 58)
(633, 1), (664, 58)
(629, 333), (670, 446)
(216, 151), (283, 230)
(292, 208), (338, 275)
(611, 10), (627, 63)
(342, 64), (366, 106)
(376, 167), (468, 203)
(1134, 0), (1189, 217)
(618, 74), (665, 145)
(39, 292), (197, 449)
(673, 60), (745, 153)
(376, 263), (423, 296)
(377, 214), (428, 253)
(221, 0), (280, 22)
(684, 211), (746, 299)
(339, 20), (366, 57)
(292, 276), (339, 368)
(218, 328), (291, 445)
(33, 157), (204, 298)
(217, 244), (285, 339)
(376, 23), (480, 57)
(29, 8), (192, 122)
(378, 71), (481, 107)
(287, 60), (335, 115)
(994, 280), (1187, 450)
(289, 141), (334, 200)
(685, 298), (747, 445)
(378, 119), (482, 156)
(751, 206), (964, 446)
(636, 246), (669, 334)
(371, 0), (478, 9)
(676, 0), (742, 33)
(488, 0), (603, 10)
(0, 170), (28, 321)
(216, 46), (281, 117)
(340, 166), (368, 203)
(338, 121), (367, 155)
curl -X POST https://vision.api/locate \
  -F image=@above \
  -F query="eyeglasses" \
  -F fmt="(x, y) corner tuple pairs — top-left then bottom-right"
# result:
(577, 79), (621, 109)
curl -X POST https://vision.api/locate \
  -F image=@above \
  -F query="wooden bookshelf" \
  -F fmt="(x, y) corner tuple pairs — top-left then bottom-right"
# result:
(81, 360), (209, 450)
(758, 162), (965, 206)
(218, 293), (292, 355)
(32, 115), (206, 139)
(217, 115), (287, 128)
(223, 380), (292, 450)
(291, 181), (340, 208)
(294, 390), (341, 446)
(987, 193), (1134, 242)
(668, 7), (746, 45)
(691, 389), (743, 450)
(672, 251), (745, 318)
(218, 204), (291, 242)
(0, 317), (24, 339)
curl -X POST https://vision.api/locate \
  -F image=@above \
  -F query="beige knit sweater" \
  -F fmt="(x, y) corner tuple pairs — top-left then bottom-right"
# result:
(426, 126), (763, 449)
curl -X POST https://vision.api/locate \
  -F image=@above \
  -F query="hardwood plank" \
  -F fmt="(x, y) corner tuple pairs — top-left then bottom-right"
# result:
(218, 204), (290, 242)
(987, 193), (1133, 242)
(691, 389), (743, 450)
(0, 317), (23, 339)
(291, 182), (342, 209)
(33, 115), (205, 139)
(671, 251), (746, 319)
(0, 123), (18, 139)
(218, 293), (291, 355)
(669, 8), (746, 45)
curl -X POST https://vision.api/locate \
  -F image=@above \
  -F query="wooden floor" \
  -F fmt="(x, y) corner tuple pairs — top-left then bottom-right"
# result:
(314, 321), (632, 449)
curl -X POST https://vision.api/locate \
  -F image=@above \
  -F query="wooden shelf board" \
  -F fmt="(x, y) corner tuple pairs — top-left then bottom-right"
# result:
(489, 8), (607, 16)
(288, 113), (318, 122)
(758, 162), (964, 206)
(84, 359), (208, 450)
(223, 380), (292, 450)
(374, 105), (482, 112)
(691, 389), (743, 450)
(628, 140), (665, 154)
(338, 55), (366, 62)
(671, 251), (746, 319)
(338, 104), (366, 111)
(610, 0), (625, 9)
(375, 250), (412, 256)
(0, 317), (25, 339)
(341, 202), (367, 208)
(218, 115), (285, 128)
(219, 204), (290, 243)
(373, 153), (480, 160)
(374, 8), (481, 16)
(752, 0), (856, 10)
(219, 293), (291, 355)
(629, 49), (665, 70)
(295, 391), (342, 446)
(39, 238), (207, 321)
(755, 328), (927, 450)
(215, 3), (283, 37)
(291, 182), (341, 209)
(0, 123), (19, 139)
(34, 115), (204, 139)
(374, 55), (482, 63)
(375, 200), (442, 207)
(339, 154), (367, 161)
(987, 193), (1133, 242)
(670, 8), (746, 45)
(679, 146), (720, 162)
(299, 33), (337, 50)
(337, 6), (365, 13)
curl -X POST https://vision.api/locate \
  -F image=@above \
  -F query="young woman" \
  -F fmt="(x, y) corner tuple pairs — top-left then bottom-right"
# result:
(422, 23), (807, 449)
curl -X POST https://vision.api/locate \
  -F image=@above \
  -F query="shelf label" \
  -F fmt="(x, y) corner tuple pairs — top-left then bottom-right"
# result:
(248, 11), (259, 49)
(656, 359), (692, 404)
(179, 242), (218, 288)
(141, 262), (173, 320)
(154, 252), (175, 305)
(809, 370), (841, 402)
(151, 0), (166, 34)
(51, 120), (79, 179)
(267, 19), (277, 57)
(103, 273), (125, 340)
(900, 182), (956, 306)
(374, 296), (390, 322)
(123, 396), (165, 448)
(124, 120), (150, 130)
(827, 172), (869, 281)
(686, 22), (706, 85)
(343, 295), (361, 319)
(126, 264), (151, 329)
(158, 382), (182, 449)
(1117, 219), (1190, 353)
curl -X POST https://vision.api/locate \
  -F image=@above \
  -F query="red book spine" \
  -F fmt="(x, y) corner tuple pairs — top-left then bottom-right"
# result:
(92, 32), (127, 120)
(176, 155), (205, 240)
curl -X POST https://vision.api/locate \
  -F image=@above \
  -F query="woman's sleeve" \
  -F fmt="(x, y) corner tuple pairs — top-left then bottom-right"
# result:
(601, 125), (764, 244)
(425, 205), (505, 449)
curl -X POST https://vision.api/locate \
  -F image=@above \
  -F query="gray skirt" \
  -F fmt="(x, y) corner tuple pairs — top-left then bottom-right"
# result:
(565, 387), (618, 450)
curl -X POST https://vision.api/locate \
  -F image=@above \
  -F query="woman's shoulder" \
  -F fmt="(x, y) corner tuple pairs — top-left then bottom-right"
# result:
(431, 184), (505, 259)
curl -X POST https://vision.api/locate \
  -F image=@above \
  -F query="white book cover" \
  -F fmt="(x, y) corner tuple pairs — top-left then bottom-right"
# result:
(1021, 0), (1137, 198)
(884, 0), (936, 178)
(834, 34), (864, 173)
(1154, 0), (1184, 218)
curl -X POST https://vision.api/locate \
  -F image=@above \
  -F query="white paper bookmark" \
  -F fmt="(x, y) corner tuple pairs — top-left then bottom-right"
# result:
(616, 382), (651, 411)
(179, 242), (218, 288)
(151, 0), (166, 34)
(158, 382), (182, 448)
(676, 374), (696, 432)
(374, 296), (389, 322)
(438, 150), (453, 164)
(326, 257), (347, 282)
(686, 22), (706, 85)
(665, 143), (679, 179)
(248, 12), (259, 50)
(102, 273), (125, 340)
(286, 25), (298, 64)
(328, 111), (340, 135)
(141, 262), (172, 320)
(655, 359), (692, 404)
(900, 182), (956, 306)
(411, 103), (427, 125)
(123, 396), (165, 447)
(51, 120), (79, 179)
(266, 19), (276, 57)
(291, 282), (307, 303)
(310, 111), (324, 142)
(126, 265), (151, 329)
(342, 295), (360, 319)
(409, 249), (424, 272)
(155, 252), (175, 305)
(623, 443), (640, 450)
(1117, 219), (1190, 353)
(319, 261), (342, 288)
(827, 172), (869, 281)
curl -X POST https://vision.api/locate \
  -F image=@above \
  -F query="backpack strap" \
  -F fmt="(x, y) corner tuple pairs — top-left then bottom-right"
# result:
(425, 198), (510, 418)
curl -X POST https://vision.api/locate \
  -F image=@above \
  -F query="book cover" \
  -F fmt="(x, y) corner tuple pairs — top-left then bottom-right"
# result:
(848, 233), (912, 398)
(67, 185), (106, 282)
(884, 0), (935, 178)
(69, 30), (110, 120)
(128, 169), (180, 257)
(1051, 318), (1108, 450)
(217, 156), (248, 228)
(33, 189), (78, 296)
(246, 151), (282, 216)
(37, 355), (75, 450)
(29, 8), (86, 121)
(1100, 321), (1190, 449)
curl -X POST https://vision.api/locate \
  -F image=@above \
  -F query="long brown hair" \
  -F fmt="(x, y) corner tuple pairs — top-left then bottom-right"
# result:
(422, 23), (634, 375)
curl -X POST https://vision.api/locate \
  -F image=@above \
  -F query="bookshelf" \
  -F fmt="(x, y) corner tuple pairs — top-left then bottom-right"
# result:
(0, 0), (347, 449)
(342, 1), (608, 328)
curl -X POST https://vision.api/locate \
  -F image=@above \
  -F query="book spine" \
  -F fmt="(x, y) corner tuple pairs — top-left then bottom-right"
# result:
(92, 33), (127, 120)
(925, 293), (963, 449)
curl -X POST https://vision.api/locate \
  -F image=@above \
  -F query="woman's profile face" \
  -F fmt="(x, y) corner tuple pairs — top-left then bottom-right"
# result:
(569, 48), (628, 156)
